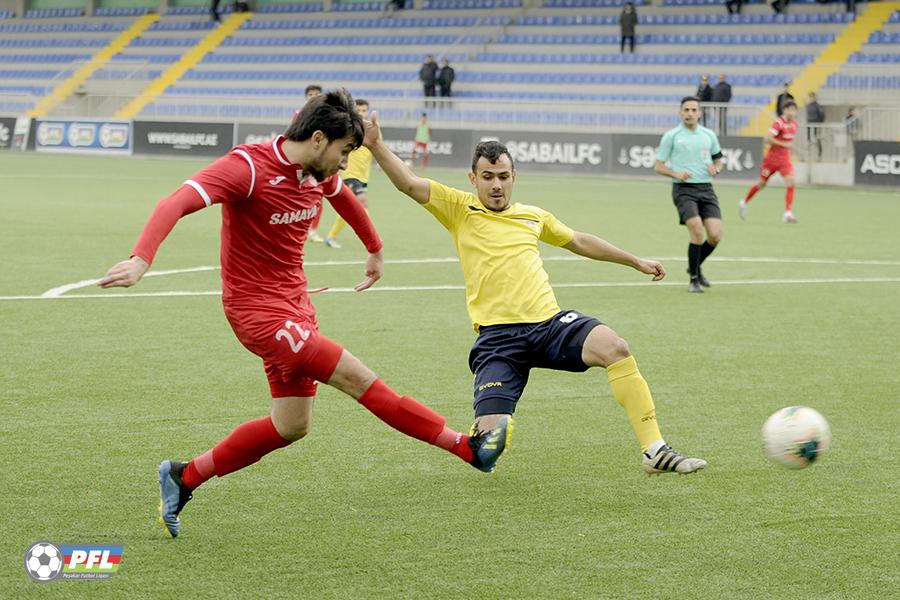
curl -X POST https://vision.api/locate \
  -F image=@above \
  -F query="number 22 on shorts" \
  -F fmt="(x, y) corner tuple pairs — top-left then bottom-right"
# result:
(275, 320), (311, 353)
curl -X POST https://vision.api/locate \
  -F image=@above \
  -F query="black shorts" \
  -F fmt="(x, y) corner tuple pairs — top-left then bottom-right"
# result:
(344, 178), (368, 195)
(468, 310), (603, 416)
(672, 183), (721, 224)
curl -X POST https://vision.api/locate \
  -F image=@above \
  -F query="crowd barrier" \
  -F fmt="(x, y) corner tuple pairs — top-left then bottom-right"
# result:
(2, 116), (897, 187)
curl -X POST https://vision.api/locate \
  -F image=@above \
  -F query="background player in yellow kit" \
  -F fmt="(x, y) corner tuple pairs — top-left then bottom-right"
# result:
(326, 99), (374, 249)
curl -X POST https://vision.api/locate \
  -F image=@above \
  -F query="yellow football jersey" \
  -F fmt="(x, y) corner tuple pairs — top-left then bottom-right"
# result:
(342, 145), (373, 184)
(424, 180), (575, 330)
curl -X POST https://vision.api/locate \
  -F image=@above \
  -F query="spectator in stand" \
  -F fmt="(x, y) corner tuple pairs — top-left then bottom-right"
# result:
(771, 0), (790, 14)
(725, 0), (743, 14)
(845, 106), (861, 140)
(776, 81), (794, 115)
(620, 2), (637, 53)
(420, 55), (438, 108)
(711, 74), (732, 135)
(806, 92), (826, 161)
(384, 0), (405, 17)
(438, 59), (455, 106)
(696, 75), (713, 126)
(210, 0), (221, 22)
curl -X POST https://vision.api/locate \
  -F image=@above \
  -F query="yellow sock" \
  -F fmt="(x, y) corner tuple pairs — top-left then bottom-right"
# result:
(328, 216), (346, 239)
(606, 356), (663, 453)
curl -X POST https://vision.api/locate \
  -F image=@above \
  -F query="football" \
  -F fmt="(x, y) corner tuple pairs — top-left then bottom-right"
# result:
(762, 406), (831, 469)
(25, 542), (63, 581)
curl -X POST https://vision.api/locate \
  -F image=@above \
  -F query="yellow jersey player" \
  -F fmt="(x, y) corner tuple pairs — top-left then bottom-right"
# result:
(326, 98), (373, 249)
(363, 112), (707, 476)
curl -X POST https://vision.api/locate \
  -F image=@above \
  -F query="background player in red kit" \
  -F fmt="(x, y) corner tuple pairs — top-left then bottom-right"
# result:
(739, 100), (800, 223)
(99, 89), (510, 538)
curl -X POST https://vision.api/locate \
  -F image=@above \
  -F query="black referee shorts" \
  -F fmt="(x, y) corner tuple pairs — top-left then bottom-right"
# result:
(672, 183), (721, 224)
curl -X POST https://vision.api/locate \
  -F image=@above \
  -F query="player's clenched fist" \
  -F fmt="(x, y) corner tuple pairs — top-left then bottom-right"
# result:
(98, 256), (149, 288)
(636, 259), (666, 282)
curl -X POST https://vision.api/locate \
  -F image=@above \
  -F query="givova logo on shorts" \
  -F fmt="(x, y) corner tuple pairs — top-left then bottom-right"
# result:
(25, 541), (123, 582)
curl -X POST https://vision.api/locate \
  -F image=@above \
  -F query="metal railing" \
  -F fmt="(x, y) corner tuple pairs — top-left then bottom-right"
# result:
(795, 123), (854, 163)
(4, 91), (896, 148)
(14, 93), (761, 134)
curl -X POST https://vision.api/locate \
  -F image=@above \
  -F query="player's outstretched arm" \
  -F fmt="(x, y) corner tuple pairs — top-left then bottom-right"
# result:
(564, 231), (665, 281)
(97, 186), (207, 289)
(362, 111), (431, 205)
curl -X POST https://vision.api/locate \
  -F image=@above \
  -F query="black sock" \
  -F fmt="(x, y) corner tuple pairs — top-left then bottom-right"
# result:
(688, 243), (702, 277)
(699, 241), (717, 266)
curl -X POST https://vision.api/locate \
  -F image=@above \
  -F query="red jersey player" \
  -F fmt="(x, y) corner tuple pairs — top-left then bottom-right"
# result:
(99, 90), (510, 538)
(739, 100), (799, 223)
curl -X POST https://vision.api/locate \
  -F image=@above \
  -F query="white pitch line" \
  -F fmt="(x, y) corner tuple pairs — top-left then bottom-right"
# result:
(304, 256), (900, 267)
(40, 265), (221, 298)
(4, 277), (899, 302)
(36, 255), (900, 298)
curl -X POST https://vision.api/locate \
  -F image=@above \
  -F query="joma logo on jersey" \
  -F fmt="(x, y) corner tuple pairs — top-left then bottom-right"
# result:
(269, 205), (318, 225)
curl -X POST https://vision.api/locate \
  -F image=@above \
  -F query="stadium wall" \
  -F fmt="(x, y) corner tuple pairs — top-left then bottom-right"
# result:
(7, 116), (894, 186)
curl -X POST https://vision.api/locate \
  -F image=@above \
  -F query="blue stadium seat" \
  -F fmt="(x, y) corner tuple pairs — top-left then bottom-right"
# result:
(151, 20), (219, 31)
(257, 2), (323, 12)
(426, 0), (521, 8)
(25, 8), (84, 18)
(94, 7), (149, 17)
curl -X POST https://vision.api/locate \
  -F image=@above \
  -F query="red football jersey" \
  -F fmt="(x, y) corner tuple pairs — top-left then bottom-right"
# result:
(767, 116), (798, 159)
(132, 136), (380, 305)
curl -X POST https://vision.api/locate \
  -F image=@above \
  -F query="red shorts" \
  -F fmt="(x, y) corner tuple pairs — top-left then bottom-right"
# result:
(415, 141), (428, 151)
(224, 296), (343, 398)
(760, 152), (793, 180)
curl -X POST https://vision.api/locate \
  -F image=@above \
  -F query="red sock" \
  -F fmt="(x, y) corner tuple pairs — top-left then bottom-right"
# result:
(434, 426), (474, 462)
(181, 416), (291, 490)
(785, 186), (795, 212)
(358, 379), (471, 461)
(744, 183), (760, 202)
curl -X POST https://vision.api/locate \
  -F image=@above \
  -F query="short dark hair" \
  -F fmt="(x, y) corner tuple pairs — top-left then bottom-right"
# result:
(284, 88), (364, 148)
(355, 98), (369, 108)
(681, 96), (701, 107)
(304, 84), (322, 96)
(782, 100), (798, 109)
(471, 141), (515, 173)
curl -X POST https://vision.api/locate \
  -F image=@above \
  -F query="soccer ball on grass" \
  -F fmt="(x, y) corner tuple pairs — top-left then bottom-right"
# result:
(762, 406), (831, 469)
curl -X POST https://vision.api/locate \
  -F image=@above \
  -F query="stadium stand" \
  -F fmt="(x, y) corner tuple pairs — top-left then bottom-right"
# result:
(0, 1), (896, 131)
(824, 9), (900, 104)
